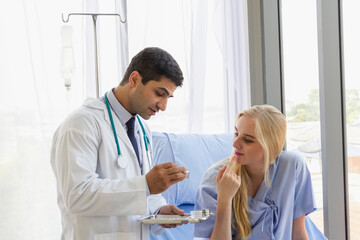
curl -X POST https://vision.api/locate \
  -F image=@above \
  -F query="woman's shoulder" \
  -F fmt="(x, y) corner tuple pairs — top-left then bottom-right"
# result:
(276, 151), (309, 178)
(278, 150), (306, 167)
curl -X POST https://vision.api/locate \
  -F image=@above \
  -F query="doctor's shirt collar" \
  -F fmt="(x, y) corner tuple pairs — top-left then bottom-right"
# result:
(106, 88), (133, 127)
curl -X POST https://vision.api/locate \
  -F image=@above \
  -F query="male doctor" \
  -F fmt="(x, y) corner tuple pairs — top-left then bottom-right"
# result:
(51, 47), (189, 240)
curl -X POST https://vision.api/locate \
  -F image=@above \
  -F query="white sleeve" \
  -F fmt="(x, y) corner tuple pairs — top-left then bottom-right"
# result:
(51, 126), (147, 217)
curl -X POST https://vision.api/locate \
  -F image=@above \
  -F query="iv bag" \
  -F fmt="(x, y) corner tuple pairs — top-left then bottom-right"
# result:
(60, 25), (75, 90)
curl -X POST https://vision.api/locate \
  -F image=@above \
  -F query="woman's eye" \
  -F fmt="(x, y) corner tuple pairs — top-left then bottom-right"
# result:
(244, 138), (253, 143)
(234, 132), (238, 137)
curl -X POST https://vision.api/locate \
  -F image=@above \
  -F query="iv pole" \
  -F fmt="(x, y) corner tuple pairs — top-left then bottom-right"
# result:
(62, 13), (126, 98)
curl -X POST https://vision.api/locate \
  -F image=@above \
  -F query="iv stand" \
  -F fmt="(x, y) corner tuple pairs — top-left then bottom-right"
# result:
(62, 13), (126, 98)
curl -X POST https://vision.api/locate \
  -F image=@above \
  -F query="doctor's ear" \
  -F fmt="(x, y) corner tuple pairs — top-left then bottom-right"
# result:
(129, 71), (142, 87)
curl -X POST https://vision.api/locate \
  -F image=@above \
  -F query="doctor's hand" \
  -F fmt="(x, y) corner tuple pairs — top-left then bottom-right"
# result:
(158, 204), (188, 228)
(216, 156), (241, 203)
(146, 162), (188, 194)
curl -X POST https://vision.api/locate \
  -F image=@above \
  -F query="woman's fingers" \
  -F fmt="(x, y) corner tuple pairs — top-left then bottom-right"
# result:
(217, 155), (241, 186)
(224, 155), (239, 174)
(216, 165), (227, 183)
(223, 156), (241, 187)
(216, 157), (242, 201)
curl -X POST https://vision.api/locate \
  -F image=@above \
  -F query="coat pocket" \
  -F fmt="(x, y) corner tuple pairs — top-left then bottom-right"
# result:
(94, 231), (137, 240)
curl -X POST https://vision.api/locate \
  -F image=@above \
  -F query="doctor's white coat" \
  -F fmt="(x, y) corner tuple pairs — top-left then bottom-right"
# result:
(50, 98), (167, 240)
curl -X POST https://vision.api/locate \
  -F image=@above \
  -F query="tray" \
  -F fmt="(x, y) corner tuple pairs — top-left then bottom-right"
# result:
(138, 209), (213, 225)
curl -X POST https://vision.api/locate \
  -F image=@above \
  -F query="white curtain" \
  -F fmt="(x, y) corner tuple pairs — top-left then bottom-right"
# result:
(0, 0), (84, 238)
(188, 0), (208, 133)
(214, 0), (251, 132)
(188, 0), (250, 133)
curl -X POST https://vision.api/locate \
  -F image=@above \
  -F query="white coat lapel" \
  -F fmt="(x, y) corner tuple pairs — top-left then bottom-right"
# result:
(83, 98), (137, 158)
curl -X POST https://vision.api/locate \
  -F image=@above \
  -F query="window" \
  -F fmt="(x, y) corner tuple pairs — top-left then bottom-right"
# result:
(280, 0), (324, 232)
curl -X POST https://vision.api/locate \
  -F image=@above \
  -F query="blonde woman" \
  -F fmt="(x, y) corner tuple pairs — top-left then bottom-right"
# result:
(194, 105), (326, 240)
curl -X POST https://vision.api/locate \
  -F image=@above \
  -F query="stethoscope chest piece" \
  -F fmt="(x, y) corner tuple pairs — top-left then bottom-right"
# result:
(116, 155), (128, 168)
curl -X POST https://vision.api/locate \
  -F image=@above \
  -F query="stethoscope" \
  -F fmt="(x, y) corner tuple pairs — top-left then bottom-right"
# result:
(104, 92), (153, 169)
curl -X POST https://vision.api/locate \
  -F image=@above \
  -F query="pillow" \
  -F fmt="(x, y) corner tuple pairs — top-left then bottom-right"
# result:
(152, 132), (233, 206)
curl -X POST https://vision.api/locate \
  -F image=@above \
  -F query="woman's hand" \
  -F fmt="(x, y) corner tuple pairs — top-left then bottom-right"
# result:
(216, 156), (241, 204)
(210, 156), (241, 240)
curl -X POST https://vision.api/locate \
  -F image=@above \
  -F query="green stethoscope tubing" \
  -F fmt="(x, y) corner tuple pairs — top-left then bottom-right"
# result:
(104, 92), (151, 159)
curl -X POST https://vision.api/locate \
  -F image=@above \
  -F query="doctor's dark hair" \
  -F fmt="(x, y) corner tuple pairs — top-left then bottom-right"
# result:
(120, 47), (184, 86)
(232, 105), (286, 239)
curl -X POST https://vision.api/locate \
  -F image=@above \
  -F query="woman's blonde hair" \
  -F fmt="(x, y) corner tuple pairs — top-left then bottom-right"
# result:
(232, 105), (286, 239)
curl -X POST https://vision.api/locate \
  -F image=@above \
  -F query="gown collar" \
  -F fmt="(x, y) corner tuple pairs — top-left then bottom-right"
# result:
(249, 152), (282, 202)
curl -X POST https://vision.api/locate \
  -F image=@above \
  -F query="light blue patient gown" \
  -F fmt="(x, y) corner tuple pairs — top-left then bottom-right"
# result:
(194, 151), (327, 240)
